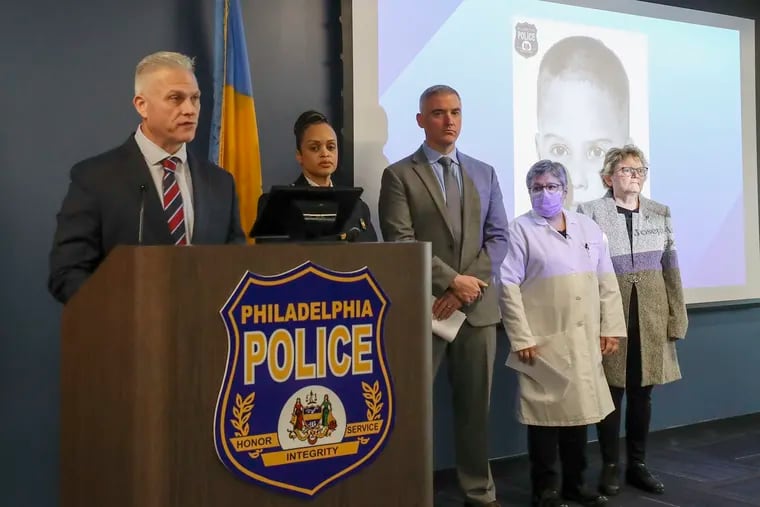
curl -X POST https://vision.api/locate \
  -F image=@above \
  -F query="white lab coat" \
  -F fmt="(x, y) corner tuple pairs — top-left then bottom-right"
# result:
(500, 210), (627, 426)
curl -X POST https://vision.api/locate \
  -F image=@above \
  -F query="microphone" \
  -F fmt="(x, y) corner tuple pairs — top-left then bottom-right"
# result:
(138, 184), (147, 244)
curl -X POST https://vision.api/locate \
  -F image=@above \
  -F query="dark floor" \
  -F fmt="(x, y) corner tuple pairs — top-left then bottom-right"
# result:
(434, 413), (760, 506)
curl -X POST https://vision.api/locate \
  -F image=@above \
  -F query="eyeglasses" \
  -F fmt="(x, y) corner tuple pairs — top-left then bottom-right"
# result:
(617, 166), (649, 177)
(529, 183), (564, 194)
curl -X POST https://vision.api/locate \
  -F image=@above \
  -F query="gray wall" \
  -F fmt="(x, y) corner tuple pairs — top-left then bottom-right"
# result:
(0, 1), (759, 505)
(433, 307), (760, 468)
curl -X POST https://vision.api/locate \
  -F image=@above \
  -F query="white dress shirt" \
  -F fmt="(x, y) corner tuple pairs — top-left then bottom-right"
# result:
(134, 126), (195, 243)
(303, 173), (333, 187)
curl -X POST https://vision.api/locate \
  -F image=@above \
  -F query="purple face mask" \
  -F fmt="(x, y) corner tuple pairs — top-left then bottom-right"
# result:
(530, 190), (564, 218)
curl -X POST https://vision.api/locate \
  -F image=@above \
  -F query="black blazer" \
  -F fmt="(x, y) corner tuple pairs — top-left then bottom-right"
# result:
(253, 174), (377, 242)
(48, 135), (245, 303)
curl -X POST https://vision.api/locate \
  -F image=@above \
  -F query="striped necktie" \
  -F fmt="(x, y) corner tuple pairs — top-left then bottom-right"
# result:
(161, 156), (188, 245)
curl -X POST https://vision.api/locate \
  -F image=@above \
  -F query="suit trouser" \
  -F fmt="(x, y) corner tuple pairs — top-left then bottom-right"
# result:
(527, 425), (588, 495)
(433, 321), (497, 505)
(596, 286), (653, 465)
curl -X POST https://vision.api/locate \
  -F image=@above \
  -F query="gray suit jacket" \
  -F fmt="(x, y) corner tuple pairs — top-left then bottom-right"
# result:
(378, 146), (509, 326)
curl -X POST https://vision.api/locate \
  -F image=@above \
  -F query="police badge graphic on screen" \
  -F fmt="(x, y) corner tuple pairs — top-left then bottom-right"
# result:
(514, 22), (538, 58)
(215, 261), (393, 497)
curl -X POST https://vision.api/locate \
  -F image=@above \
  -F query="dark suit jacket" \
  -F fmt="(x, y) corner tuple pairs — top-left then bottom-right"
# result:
(48, 135), (245, 303)
(252, 174), (377, 242)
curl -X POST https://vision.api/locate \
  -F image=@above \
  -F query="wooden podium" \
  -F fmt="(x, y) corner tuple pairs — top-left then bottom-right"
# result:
(60, 243), (432, 507)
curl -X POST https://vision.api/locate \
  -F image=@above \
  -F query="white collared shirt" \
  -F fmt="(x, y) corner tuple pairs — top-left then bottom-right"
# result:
(134, 126), (195, 242)
(303, 173), (333, 187)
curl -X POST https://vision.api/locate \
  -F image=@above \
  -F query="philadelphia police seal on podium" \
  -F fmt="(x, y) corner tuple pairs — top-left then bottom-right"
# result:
(214, 261), (394, 497)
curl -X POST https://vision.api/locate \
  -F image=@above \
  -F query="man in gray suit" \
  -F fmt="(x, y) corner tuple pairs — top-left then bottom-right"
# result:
(378, 85), (509, 506)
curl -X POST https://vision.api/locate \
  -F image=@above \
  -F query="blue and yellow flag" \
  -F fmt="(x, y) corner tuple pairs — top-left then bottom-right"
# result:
(210, 0), (262, 237)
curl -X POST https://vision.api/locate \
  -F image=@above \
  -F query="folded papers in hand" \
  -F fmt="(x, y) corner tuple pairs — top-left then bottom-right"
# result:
(505, 352), (571, 400)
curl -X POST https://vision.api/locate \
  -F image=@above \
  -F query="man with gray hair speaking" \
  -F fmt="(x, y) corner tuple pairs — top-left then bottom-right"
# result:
(49, 51), (245, 304)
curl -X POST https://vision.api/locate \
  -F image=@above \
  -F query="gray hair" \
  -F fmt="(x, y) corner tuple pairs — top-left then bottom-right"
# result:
(418, 84), (461, 112)
(526, 159), (569, 189)
(134, 51), (195, 95)
(600, 144), (648, 188)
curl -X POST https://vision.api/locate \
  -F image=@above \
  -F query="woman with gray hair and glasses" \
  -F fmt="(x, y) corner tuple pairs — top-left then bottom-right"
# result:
(500, 160), (626, 507)
(577, 145), (688, 497)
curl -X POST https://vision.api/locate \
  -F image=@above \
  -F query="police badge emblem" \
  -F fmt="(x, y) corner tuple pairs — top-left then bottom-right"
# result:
(515, 22), (538, 58)
(214, 261), (394, 497)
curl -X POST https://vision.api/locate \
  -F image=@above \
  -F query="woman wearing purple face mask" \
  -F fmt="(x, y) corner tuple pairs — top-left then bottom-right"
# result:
(499, 160), (627, 507)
